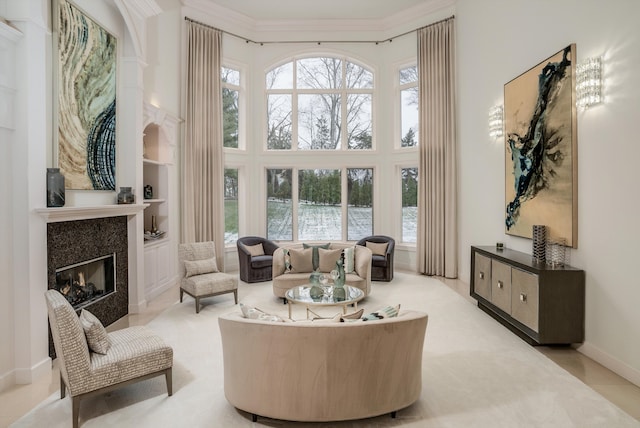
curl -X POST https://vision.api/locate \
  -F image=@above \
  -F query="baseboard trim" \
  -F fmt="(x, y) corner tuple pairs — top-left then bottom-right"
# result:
(146, 277), (177, 301)
(129, 300), (148, 314)
(14, 357), (51, 385)
(578, 341), (640, 388)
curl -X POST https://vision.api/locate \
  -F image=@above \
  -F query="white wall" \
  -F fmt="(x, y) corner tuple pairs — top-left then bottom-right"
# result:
(456, 0), (640, 384)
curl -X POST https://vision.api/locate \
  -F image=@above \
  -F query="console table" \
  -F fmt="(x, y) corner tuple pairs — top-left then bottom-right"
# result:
(470, 246), (585, 345)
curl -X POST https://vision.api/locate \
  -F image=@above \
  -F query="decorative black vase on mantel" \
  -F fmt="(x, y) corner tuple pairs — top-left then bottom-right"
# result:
(46, 168), (65, 207)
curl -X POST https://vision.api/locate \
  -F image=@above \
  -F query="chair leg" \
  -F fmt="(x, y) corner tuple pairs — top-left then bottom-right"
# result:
(60, 373), (66, 399)
(72, 396), (81, 428)
(252, 414), (258, 422)
(390, 410), (397, 418)
(195, 297), (200, 314)
(179, 288), (184, 302)
(233, 289), (238, 304)
(165, 367), (173, 396)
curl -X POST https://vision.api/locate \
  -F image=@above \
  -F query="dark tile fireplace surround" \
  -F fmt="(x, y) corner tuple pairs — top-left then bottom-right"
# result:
(47, 216), (129, 358)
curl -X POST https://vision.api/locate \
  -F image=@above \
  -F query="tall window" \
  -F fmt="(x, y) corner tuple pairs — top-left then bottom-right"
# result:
(401, 167), (418, 243)
(298, 169), (341, 240)
(224, 168), (239, 244)
(347, 168), (373, 240)
(267, 168), (293, 240)
(266, 167), (375, 241)
(266, 56), (373, 150)
(399, 65), (418, 147)
(222, 66), (240, 148)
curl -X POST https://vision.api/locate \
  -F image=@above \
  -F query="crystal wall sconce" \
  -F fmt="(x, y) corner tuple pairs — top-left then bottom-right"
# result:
(576, 57), (603, 108)
(488, 105), (504, 138)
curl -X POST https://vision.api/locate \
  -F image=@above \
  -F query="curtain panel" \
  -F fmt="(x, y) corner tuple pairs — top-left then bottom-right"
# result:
(183, 21), (226, 270)
(417, 17), (458, 278)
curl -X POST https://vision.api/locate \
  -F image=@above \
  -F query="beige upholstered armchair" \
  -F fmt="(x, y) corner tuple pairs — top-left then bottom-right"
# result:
(45, 289), (173, 428)
(178, 241), (238, 313)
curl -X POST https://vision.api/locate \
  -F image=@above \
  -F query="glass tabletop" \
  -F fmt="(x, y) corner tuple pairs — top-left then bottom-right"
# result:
(285, 285), (364, 305)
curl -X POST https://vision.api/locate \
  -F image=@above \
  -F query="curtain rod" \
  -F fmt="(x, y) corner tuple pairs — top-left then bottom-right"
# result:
(184, 15), (454, 46)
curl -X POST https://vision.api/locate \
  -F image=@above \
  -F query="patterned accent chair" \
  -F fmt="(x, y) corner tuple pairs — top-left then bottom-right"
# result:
(356, 235), (395, 282)
(44, 289), (173, 428)
(237, 236), (279, 283)
(178, 241), (238, 313)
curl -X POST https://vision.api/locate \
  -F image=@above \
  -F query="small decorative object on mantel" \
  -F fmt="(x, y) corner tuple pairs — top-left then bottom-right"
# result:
(46, 168), (65, 207)
(117, 187), (135, 204)
(532, 225), (546, 263)
(496, 242), (504, 251)
(143, 185), (153, 199)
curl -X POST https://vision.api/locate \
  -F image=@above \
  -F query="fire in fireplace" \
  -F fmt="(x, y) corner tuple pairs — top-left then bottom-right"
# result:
(55, 253), (116, 309)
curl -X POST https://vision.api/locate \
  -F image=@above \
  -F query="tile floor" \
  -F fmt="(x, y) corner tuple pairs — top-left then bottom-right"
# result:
(1, 276), (638, 426)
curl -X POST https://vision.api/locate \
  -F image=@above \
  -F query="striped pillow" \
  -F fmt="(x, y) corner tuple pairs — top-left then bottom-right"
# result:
(362, 304), (400, 321)
(342, 246), (355, 273)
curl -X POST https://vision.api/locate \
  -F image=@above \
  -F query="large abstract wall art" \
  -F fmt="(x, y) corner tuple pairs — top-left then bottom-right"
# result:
(504, 44), (577, 248)
(56, 0), (116, 190)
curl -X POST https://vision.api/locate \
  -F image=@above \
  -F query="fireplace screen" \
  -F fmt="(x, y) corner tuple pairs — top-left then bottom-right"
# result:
(55, 253), (116, 309)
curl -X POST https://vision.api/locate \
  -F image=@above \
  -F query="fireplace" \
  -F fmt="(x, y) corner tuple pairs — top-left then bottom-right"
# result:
(55, 253), (116, 309)
(47, 216), (129, 358)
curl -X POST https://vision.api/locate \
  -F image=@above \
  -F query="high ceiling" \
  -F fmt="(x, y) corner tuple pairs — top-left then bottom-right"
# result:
(200, 0), (443, 21)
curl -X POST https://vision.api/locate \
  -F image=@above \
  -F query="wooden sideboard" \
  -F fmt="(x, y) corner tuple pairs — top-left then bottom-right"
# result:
(470, 246), (585, 345)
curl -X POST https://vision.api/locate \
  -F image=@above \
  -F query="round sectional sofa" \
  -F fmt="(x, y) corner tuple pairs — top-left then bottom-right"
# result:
(218, 310), (429, 422)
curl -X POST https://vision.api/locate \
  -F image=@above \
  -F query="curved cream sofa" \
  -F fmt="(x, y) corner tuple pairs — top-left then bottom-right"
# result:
(272, 242), (372, 298)
(218, 310), (428, 422)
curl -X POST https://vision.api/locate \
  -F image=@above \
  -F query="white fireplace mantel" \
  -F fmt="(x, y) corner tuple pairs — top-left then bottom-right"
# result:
(35, 204), (148, 223)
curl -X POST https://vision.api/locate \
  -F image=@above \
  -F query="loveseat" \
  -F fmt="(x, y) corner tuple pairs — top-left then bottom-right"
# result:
(272, 242), (372, 299)
(218, 310), (428, 422)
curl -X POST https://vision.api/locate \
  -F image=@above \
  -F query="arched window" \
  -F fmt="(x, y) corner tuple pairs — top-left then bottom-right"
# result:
(266, 56), (374, 150)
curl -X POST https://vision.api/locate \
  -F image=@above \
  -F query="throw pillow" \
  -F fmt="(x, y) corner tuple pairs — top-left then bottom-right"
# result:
(312, 313), (343, 323)
(244, 243), (265, 256)
(184, 257), (218, 277)
(79, 309), (112, 354)
(303, 243), (331, 270)
(342, 246), (355, 273)
(289, 248), (313, 273)
(318, 248), (343, 272)
(283, 248), (291, 273)
(362, 304), (401, 321)
(341, 308), (364, 322)
(240, 303), (286, 322)
(366, 241), (389, 256)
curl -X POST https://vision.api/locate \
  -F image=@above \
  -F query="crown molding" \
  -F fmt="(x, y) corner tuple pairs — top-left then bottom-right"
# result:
(182, 0), (455, 39)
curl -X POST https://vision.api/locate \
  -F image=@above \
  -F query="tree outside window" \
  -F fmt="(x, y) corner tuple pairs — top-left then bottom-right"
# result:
(222, 66), (240, 148)
(400, 65), (418, 148)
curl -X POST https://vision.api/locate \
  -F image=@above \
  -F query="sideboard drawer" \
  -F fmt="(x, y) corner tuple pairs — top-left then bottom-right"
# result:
(491, 260), (512, 314)
(511, 268), (539, 332)
(473, 253), (492, 301)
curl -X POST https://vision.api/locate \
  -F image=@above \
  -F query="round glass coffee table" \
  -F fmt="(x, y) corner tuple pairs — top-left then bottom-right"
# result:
(285, 285), (365, 319)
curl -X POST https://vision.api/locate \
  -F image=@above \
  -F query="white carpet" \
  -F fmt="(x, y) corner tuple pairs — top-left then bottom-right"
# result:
(13, 273), (639, 427)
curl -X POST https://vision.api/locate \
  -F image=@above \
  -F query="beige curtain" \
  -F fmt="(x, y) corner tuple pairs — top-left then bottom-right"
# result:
(417, 17), (458, 278)
(183, 21), (225, 270)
